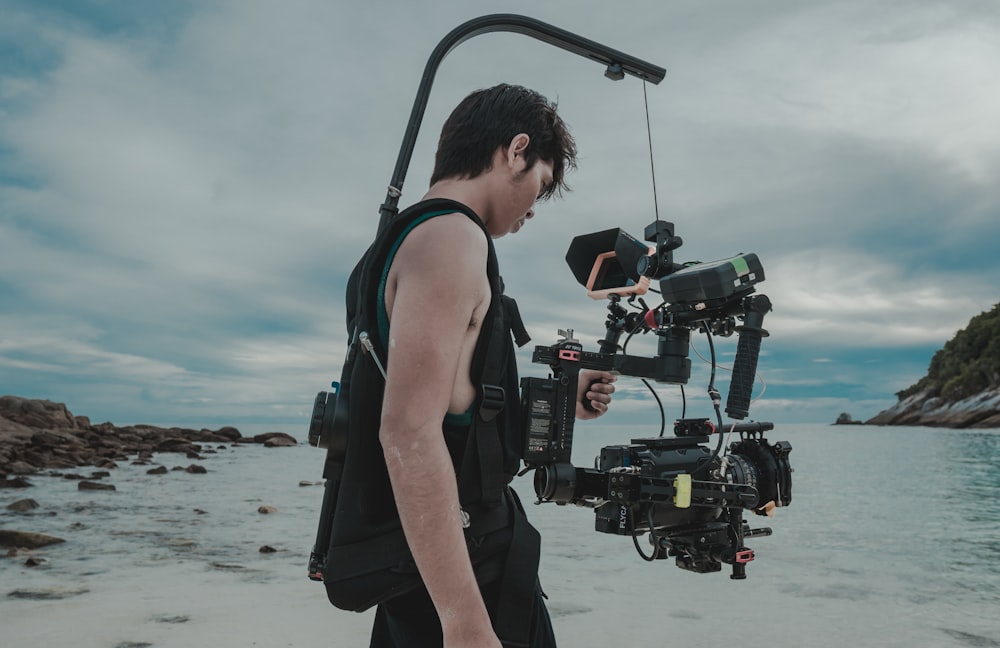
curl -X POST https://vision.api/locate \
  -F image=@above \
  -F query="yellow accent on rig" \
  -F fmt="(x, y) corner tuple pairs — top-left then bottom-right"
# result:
(673, 474), (692, 508)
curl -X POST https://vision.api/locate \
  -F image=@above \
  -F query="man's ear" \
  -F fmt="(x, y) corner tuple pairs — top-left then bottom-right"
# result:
(505, 133), (531, 166)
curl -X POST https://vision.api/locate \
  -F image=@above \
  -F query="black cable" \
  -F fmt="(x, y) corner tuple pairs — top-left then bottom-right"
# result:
(643, 81), (660, 223)
(621, 311), (667, 438)
(691, 328), (726, 478)
(630, 507), (657, 562)
(642, 378), (666, 437)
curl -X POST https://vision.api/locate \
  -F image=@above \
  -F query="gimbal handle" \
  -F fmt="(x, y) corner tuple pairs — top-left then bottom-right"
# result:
(377, 14), (667, 232)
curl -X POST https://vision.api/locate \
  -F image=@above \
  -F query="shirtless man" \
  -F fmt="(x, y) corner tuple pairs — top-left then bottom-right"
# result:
(374, 84), (616, 647)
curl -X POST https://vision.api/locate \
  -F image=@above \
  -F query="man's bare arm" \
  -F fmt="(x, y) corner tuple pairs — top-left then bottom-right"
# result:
(378, 215), (502, 647)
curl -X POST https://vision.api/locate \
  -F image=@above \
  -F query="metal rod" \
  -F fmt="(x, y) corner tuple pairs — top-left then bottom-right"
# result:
(376, 14), (667, 232)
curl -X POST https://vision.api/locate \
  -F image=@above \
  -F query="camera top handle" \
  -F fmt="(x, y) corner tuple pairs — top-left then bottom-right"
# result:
(376, 14), (667, 233)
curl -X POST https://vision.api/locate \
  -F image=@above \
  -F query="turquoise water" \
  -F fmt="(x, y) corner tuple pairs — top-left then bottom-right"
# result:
(532, 422), (1000, 647)
(1, 423), (998, 646)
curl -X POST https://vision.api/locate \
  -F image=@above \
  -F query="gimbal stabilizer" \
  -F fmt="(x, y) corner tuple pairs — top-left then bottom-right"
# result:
(521, 221), (793, 578)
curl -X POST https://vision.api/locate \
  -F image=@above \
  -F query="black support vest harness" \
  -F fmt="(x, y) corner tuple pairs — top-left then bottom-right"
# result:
(320, 199), (535, 646)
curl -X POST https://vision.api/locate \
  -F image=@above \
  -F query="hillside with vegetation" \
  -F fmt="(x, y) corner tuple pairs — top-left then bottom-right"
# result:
(867, 303), (1000, 428)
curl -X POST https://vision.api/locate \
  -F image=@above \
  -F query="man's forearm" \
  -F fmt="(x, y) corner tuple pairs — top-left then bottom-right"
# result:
(381, 426), (495, 639)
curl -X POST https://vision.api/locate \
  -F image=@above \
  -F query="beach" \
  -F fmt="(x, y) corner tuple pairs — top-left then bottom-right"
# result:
(3, 423), (999, 647)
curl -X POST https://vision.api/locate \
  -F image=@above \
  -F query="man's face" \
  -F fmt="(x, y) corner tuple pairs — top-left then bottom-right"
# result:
(499, 156), (554, 237)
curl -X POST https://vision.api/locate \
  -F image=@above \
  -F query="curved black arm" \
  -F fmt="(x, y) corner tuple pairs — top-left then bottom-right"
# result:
(377, 14), (667, 231)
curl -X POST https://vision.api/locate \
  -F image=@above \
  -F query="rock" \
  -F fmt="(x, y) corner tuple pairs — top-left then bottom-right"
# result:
(214, 426), (242, 441)
(4, 461), (37, 475)
(259, 545), (278, 553)
(976, 412), (1000, 428)
(30, 430), (82, 448)
(154, 438), (201, 454)
(257, 505), (278, 514)
(210, 562), (246, 570)
(833, 413), (864, 425)
(78, 480), (116, 491)
(184, 464), (207, 474)
(0, 529), (66, 548)
(6, 498), (39, 512)
(0, 396), (254, 476)
(7, 587), (89, 600)
(146, 466), (168, 475)
(253, 432), (298, 447)
(0, 396), (79, 429)
(0, 477), (33, 488)
(867, 388), (1000, 428)
(25, 556), (46, 567)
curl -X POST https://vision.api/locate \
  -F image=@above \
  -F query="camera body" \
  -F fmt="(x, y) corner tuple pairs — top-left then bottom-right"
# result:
(521, 221), (793, 578)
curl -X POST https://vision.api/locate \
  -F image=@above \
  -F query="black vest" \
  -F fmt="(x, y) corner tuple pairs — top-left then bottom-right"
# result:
(322, 198), (532, 612)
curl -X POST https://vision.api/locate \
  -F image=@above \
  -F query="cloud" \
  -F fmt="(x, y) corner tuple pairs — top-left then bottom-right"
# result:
(1, 0), (998, 428)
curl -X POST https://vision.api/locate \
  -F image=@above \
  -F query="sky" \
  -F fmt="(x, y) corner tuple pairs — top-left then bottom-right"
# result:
(1, 0), (998, 433)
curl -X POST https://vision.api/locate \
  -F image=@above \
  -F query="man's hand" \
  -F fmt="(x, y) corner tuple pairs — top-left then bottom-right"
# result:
(576, 369), (617, 421)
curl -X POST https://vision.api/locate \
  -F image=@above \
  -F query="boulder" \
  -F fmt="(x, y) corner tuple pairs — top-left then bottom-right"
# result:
(154, 438), (201, 454)
(0, 529), (65, 548)
(214, 426), (242, 441)
(0, 396), (79, 429)
(78, 480), (116, 491)
(6, 498), (39, 512)
(253, 432), (298, 447)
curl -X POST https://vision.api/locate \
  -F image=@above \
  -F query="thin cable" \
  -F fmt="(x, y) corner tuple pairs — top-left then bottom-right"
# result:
(643, 81), (660, 222)
(641, 378), (666, 437)
(631, 508), (657, 562)
(691, 328), (726, 479)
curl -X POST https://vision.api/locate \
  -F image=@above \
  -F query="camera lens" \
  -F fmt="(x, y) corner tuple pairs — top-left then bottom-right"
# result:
(534, 462), (577, 503)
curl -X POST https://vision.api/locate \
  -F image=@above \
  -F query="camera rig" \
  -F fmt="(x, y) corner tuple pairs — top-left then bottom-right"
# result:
(520, 220), (793, 579)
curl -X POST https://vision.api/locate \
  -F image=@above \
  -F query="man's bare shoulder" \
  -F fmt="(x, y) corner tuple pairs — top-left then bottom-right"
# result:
(394, 211), (488, 274)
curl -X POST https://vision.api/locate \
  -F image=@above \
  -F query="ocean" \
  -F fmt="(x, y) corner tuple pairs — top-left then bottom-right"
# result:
(1, 422), (998, 647)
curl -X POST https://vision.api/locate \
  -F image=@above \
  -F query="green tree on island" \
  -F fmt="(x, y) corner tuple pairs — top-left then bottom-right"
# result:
(898, 302), (1000, 401)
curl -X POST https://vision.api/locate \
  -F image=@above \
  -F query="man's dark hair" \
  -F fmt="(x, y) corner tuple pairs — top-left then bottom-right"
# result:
(430, 84), (577, 200)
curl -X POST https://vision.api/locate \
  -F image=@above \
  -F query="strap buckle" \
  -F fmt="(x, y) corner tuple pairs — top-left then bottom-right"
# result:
(479, 384), (506, 422)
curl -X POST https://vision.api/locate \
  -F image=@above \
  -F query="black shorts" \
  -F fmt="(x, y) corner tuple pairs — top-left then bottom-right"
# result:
(369, 577), (556, 647)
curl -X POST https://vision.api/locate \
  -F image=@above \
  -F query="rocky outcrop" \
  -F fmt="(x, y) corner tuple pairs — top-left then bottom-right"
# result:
(833, 413), (864, 425)
(0, 396), (298, 477)
(867, 303), (1000, 428)
(866, 389), (1000, 428)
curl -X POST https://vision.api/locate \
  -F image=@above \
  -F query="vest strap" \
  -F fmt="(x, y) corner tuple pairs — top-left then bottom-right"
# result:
(479, 384), (505, 422)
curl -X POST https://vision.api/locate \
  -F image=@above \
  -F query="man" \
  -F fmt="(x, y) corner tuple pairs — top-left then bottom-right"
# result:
(353, 84), (616, 647)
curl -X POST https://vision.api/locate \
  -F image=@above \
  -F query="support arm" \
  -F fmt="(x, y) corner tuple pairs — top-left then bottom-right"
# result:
(377, 13), (667, 231)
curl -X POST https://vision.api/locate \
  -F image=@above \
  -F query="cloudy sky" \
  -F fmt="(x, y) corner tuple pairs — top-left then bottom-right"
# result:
(2, 0), (998, 433)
